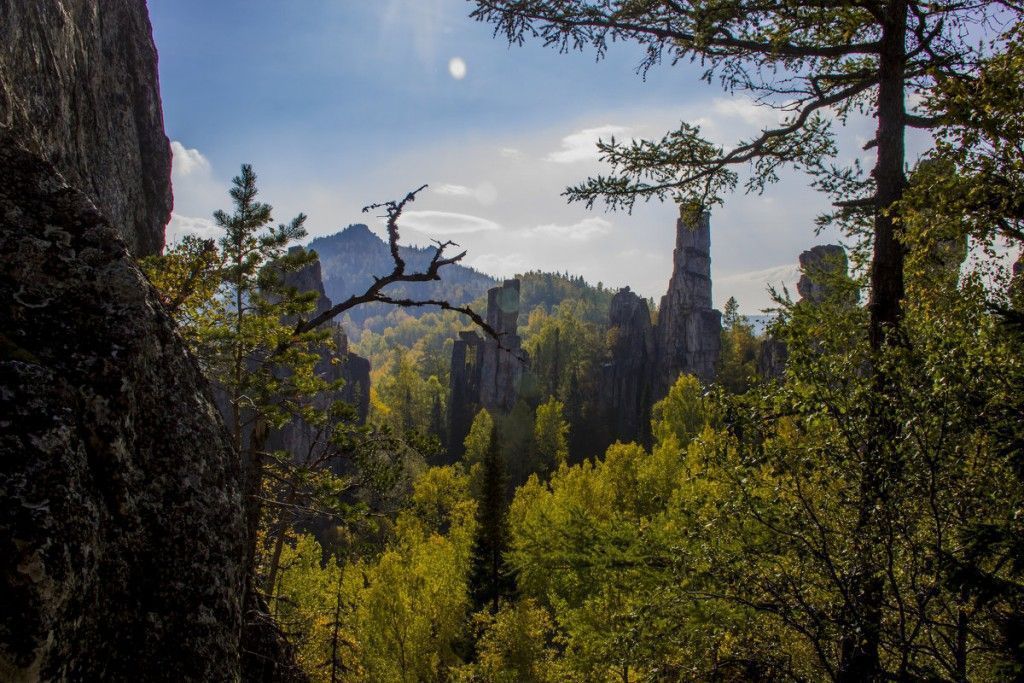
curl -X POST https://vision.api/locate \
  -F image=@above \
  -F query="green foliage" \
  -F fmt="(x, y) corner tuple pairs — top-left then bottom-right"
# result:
(469, 424), (516, 614)
(276, 466), (477, 682)
(718, 298), (761, 394)
(462, 409), (495, 473)
(457, 598), (558, 683)
(533, 397), (569, 475)
(650, 374), (708, 447)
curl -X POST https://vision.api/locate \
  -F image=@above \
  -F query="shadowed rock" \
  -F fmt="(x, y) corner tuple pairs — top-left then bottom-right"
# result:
(797, 245), (857, 305)
(448, 280), (525, 460)
(601, 288), (656, 445)
(0, 0), (172, 256)
(0, 140), (245, 681)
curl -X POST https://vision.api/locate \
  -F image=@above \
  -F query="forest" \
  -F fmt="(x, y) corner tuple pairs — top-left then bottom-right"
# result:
(2, 1), (1023, 682)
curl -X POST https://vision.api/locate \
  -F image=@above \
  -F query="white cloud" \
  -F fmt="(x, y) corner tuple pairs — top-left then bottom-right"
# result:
(434, 182), (498, 205)
(170, 141), (211, 177)
(399, 210), (502, 236)
(715, 263), (801, 312)
(468, 252), (529, 276)
(531, 216), (612, 241)
(546, 124), (632, 164)
(166, 213), (221, 244)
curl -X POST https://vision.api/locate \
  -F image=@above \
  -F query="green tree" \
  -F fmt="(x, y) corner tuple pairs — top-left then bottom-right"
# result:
(718, 297), (760, 394)
(469, 424), (516, 614)
(462, 598), (558, 682)
(532, 396), (569, 475)
(651, 374), (707, 447)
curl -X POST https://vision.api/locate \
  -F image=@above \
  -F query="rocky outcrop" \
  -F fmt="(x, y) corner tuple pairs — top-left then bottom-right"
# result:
(448, 279), (525, 460)
(601, 288), (655, 445)
(653, 211), (722, 391)
(0, 0), (172, 256)
(757, 337), (789, 381)
(267, 249), (372, 462)
(0, 140), (245, 680)
(758, 244), (855, 380)
(479, 279), (525, 412)
(797, 245), (856, 305)
(598, 213), (721, 444)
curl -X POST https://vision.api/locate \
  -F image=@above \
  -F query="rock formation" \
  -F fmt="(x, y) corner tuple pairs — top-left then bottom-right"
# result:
(0, 139), (245, 680)
(0, 0), (172, 256)
(447, 279), (525, 460)
(653, 211), (723, 392)
(797, 244), (856, 305)
(758, 244), (855, 380)
(601, 288), (656, 445)
(267, 248), (372, 462)
(599, 212), (721, 445)
(0, 2), (253, 678)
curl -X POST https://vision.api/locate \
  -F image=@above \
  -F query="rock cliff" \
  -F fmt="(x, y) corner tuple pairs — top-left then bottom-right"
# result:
(0, 2), (252, 678)
(601, 288), (655, 445)
(267, 249), (372, 463)
(758, 244), (855, 380)
(447, 279), (525, 460)
(598, 212), (721, 445)
(0, 0), (172, 256)
(0, 139), (245, 681)
(797, 245), (856, 305)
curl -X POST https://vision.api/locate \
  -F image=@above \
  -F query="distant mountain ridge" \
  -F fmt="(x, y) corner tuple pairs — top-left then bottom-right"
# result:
(308, 224), (498, 328)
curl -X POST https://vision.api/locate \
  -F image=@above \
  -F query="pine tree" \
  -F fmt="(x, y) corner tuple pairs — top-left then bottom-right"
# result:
(469, 424), (515, 614)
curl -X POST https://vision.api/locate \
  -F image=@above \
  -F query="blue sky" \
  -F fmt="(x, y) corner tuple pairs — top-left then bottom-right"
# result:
(150, 0), (858, 311)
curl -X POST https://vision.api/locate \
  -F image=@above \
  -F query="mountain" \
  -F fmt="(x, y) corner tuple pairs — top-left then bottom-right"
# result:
(308, 224), (498, 328)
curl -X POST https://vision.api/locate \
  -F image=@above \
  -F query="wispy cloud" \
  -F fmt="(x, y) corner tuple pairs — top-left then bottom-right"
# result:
(400, 210), (502, 236)
(531, 216), (612, 241)
(434, 182), (498, 205)
(546, 124), (632, 164)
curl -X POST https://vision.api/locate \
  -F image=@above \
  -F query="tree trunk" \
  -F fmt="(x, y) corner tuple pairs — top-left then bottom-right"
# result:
(839, 1), (908, 681)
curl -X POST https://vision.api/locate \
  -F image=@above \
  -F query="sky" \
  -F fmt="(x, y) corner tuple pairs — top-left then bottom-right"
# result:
(149, 0), (883, 313)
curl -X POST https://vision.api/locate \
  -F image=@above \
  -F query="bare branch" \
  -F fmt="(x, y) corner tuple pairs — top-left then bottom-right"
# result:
(268, 185), (502, 359)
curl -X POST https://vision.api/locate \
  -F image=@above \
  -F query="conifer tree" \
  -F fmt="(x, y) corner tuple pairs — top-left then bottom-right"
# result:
(469, 424), (516, 614)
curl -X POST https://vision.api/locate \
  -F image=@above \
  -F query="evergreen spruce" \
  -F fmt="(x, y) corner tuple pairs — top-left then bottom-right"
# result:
(469, 424), (515, 614)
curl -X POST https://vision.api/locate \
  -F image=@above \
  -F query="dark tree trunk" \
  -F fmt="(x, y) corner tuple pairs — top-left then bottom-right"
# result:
(839, 2), (909, 681)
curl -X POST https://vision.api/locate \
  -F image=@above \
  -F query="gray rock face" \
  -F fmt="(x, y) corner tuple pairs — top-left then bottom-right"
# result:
(598, 213), (721, 444)
(0, 0), (171, 256)
(797, 245), (855, 305)
(653, 212), (722, 391)
(448, 279), (525, 460)
(757, 337), (789, 381)
(0, 140), (245, 680)
(601, 288), (655, 445)
(479, 279), (525, 412)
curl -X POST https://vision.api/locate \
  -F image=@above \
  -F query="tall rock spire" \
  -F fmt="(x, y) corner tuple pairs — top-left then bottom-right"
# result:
(653, 211), (722, 391)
